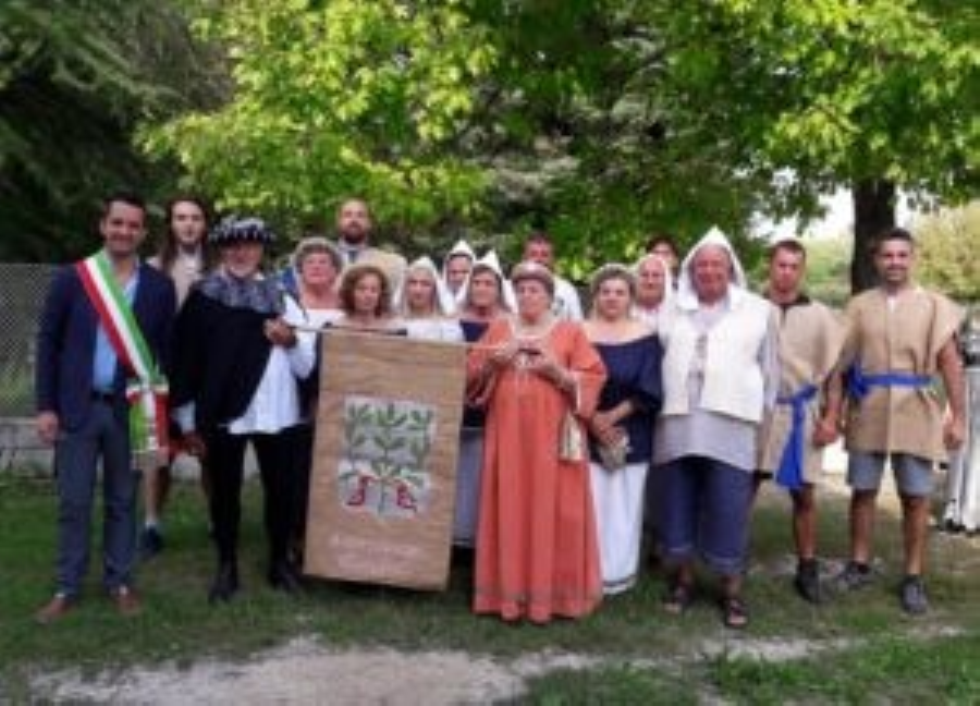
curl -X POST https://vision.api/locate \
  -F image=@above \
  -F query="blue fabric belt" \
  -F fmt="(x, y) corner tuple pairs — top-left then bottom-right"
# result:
(775, 384), (819, 491)
(845, 363), (932, 401)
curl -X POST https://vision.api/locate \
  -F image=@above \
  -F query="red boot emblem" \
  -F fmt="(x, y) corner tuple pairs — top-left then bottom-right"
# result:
(346, 475), (371, 507)
(396, 483), (418, 512)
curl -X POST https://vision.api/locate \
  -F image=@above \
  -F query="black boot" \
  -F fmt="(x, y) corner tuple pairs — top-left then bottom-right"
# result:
(794, 558), (822, 604)
(268, 558), (302, 594)
(209, 560), (239, 604)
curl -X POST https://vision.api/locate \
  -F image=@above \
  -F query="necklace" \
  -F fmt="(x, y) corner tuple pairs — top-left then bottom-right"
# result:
(512, 313), (555, 339)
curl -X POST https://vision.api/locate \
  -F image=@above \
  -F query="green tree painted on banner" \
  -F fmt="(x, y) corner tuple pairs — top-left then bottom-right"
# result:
(340, 397), (435, 517)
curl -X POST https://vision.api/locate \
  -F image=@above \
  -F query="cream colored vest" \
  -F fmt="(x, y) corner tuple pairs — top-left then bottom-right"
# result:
(661, 292), (773, 423)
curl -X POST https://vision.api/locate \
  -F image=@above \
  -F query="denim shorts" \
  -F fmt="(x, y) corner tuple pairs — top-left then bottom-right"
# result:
(847, 451), (934, 497)
(659, 455), (753, 577)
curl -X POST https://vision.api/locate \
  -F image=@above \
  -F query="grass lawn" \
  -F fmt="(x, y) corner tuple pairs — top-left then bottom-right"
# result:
(1, 469), (978, 702)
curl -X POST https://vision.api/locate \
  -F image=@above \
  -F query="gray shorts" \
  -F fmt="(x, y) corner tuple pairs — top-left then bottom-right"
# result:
(847, 451), (934, 497)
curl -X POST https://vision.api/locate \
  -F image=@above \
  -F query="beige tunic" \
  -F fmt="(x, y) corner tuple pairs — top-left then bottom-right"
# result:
(757, 298), (846, 481)
(843, 286), (962, 462)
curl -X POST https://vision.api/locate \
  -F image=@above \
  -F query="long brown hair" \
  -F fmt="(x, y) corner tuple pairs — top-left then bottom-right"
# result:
(338, 263), (393, 318)
(155, 195), (213, 273)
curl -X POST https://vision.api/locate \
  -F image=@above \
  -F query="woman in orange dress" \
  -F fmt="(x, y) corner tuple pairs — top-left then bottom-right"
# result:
(469, 261), (607, 623)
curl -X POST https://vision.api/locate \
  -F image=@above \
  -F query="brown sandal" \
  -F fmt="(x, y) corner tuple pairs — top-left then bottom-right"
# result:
(663, 581), (694, 615)
(720, 595), (749, 629)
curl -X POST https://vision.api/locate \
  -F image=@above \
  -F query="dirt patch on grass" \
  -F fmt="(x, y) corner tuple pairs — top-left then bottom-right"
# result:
(31, 637), (529, 704)
(31, 634), (860, 704)
(34, 629), (939, 704)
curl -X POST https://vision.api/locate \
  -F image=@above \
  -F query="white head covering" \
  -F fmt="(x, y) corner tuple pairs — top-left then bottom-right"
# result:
(441, 239), (476, 287)
(393, 255), (457, 317)
(457, 249), (515, 312)
(675, 226), (748, 310)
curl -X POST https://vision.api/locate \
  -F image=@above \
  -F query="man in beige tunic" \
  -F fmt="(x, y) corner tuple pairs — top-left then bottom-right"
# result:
(835, 227), (965, 615)
(756, 239), (846, 604)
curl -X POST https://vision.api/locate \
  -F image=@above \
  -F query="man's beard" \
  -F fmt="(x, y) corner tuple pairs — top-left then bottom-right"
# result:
(340, 228), (368, 245)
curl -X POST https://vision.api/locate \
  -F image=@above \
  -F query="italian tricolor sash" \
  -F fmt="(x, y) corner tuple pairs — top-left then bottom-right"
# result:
(76, 251), (169, 470)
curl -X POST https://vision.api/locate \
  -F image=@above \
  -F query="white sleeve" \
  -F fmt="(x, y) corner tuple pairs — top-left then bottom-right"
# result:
(172, 402), (196, 434)
(283, 296), (316, 379)
(443, 320), (465, 343)
(559, 279), (584, 321)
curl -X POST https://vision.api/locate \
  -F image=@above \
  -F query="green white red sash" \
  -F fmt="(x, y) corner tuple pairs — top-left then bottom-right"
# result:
(76, 251), (169, 469)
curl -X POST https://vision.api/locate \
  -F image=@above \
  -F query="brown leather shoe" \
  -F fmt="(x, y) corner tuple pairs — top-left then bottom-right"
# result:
(111, 585), (142, 617)
(35, 594), (76, 625)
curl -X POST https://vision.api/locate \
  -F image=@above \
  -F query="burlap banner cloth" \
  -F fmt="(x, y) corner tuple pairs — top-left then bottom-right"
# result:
(304, 331), (466, 590)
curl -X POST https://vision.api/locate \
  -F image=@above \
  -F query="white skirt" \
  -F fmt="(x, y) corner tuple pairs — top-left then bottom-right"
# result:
(589, 460), (649, 594)
(944, 367), (980, 531)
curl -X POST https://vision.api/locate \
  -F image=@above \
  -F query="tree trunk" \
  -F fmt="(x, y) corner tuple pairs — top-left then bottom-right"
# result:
(850, 179), (896, 294)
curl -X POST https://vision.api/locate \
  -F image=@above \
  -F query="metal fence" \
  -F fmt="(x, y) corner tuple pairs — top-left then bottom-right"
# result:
(0, 263), (53, 416)
(0, 263), (54, 468)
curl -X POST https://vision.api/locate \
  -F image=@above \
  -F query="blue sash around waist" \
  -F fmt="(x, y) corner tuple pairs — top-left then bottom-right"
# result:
(845, 363), (932, 401)
(775, 383), (819, 491)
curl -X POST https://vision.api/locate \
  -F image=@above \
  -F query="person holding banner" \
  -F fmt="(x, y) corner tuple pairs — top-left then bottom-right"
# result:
(34, 191), (177, 623)
(753, 239), (845, 604)
(469, 260), (606, 623)
(170, 216), (315, 603)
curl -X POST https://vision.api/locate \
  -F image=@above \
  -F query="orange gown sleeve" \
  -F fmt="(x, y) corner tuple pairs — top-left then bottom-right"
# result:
(465, 319), (507, 407)
(565, 323), (607, 419)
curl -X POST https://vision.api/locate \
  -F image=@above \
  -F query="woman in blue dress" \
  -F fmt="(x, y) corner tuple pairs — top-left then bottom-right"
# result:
(583, 264), (663, 594)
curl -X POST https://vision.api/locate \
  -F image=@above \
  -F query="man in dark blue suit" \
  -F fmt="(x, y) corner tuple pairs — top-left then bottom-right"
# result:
(34, 192), (176, 623)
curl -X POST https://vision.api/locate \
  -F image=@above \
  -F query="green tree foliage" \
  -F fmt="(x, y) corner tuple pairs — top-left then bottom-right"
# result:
(916, 202), (980, 301)
(801, 237), (853, 307)
(145, 1), (774, 272)
(142, 0), (496, 251)
(650, 0), (980, 290)
(466, 2), (770, 275)
(10, 0), (969, 278)
(0, 0), (224, 260)
(146, 1), (978, 280)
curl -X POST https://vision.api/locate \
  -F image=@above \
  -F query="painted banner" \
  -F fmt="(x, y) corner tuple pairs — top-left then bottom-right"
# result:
(304, 331), (466, 590)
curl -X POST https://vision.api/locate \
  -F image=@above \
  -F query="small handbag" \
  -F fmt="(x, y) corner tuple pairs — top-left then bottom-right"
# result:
(559, 410), (586, 462)
(597, 431), (631, 471)
(557, 370), (585, 462)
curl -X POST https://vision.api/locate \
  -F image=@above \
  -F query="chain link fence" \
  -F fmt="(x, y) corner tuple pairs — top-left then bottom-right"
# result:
(0, 263), (54, 469)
